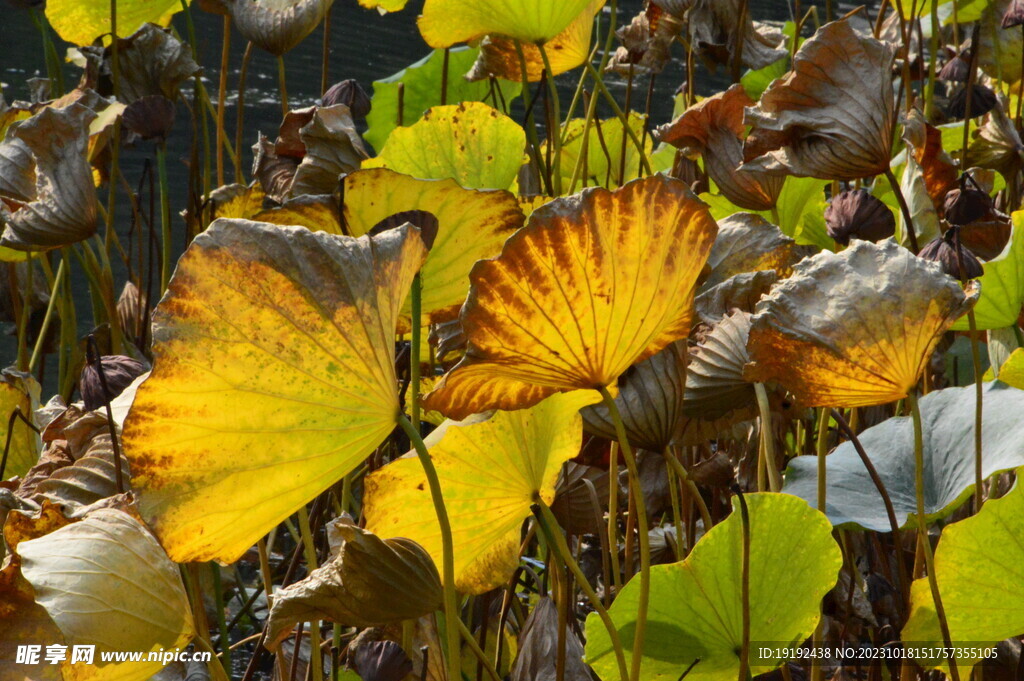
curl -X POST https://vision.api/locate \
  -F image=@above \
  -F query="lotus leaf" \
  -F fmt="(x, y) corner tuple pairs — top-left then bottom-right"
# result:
(418, 0), (594, 48)
(232, 0), (334, 56)
(0, 367), (41, 479)
(45, 0), (187, 46)
(952, 212), (1024, 331)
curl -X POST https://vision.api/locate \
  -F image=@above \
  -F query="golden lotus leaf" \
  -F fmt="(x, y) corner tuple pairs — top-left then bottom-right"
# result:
(743, 17), (897, 180)
(343, 168), (524, 325)
(418, 0), (595, 48)
(465, 0), (605, 83)
(364, 391), (601, 594)
(0, 368), (41, 479)
(364, 102), (526, 191)
(422, 175), (719, 420)
(45, 0), (187, 46)
(658, 84), (783, 211)
(744, 240), (978, 408)
(122, 220), (427, 563)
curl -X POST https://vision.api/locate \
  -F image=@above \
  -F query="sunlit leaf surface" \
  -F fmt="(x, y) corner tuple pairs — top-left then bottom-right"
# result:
(418, 0), (594, 48)
(122, 220), (427, 563)
(0, 368), (41, 479)
(951, 211), (1024, 331)
(45, 0), (188, 46)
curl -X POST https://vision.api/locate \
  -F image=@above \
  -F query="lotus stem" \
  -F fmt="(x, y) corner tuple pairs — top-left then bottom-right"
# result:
(754, 384), (781, 492)
(456, 618), (501, 681)
(568, 84), (601, 194)
(441, 47), (450, 105)
(410, 274), (422, 427)
(733, 486), (751, 681)
(210, 563), (232, 678)
(811, 407), (829, 681)
(538, 42), (563, 196)
(332, 624), (342, 681)
(321, 6), (331, 97)
(662, 449), (713, 533)
(29, 9), (65, 97)
(157, 143), (172, 294)
(397, 414), (461, 681)
(951, 237), (985, 512)
(85, 335), (126, 493)
(217, 16), (231, 187)
(607, 441), (623, 592)
(923, 0), (940, 119)
(665, 460), (686, 560)
(277, 56), (289, 119)
(514, 40), (552, 196)
(584, 63), (653, 177)
(110, 0), (120, 97)
(532, 500), (630, 681)
(908, 390), (962, 681)
(296, 505), (323, 681)
(961, 24), (981, 169)
(15, 255), (32, 371)
(29, 255), (60, 373)
(1, 409), (40, 480)
(235, 42), (254, 183)
(598, 385), (650, 681)
(883, 166), (920, 254)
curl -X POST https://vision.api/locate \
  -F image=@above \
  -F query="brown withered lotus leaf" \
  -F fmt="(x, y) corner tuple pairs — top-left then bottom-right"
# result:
(430, 318), (466, 362)
(551, 462), (610, 535)
(684, 310), (756, 422)
(0, 104), (98, 251)
(511, 597), (590, 681)
(252, 133), (299, 203)
(77, 24), (200, 104)
(322, 79), (371, 118)
(353, 641), (414, 681)
(582, 342), (687, 452)
(704, 213), (806, 287)
(825, 189), (896, 245)
(694, 269), (779, 325)
(31, 425), (132, 509)
(422, 175), (718, 420)
(743, 18), (897, 180)
(116, 281), (148, 348)
(265, 525), (442, 649)
(650, 0), (692, 18)
(744, 240), (979, 407)
(79, 355), (148, 410)
(605, 4), (681, 76)
(465, 0), (605, 83)
(232, 0), (335, 56)
(658, 84), (783, 211)
(967, 104), (1024, 179)
(688, 0), (786, 71)
(122, 95), (176, 141)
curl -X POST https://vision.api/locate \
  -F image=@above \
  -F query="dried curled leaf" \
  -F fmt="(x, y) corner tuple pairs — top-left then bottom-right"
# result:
(902, 109), (959, 217)
(418, 0), (594, 48)
(122, 220), (427, 563)
(19, 508), (194, 680)
(743, 18), (897, 180)
(658, 84), (783, 211)
(704, 213), (805, 287)
(744, 240), (978, 407)
(365, 391), (601, 594)
(266, 525), (442, 649)
(0, 104), (98, 251)
(605, 4), (682, 76)
(511, 597), (589, 681)
(967, 103), (1024, 179)
(689, 0), (787, 71)
(423, 175), (718, 420)
(232, 0), (335, 56)
(684, 311), (756, 422)
(694, 270), (779, 325)
(465, 0), (605, 83)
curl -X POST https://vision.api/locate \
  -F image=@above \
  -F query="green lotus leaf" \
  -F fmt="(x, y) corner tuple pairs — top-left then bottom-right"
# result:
(901, 471), (1024, 672)
(364, 102), (525, 191)
(364, 47), (521, 154)
(782, 382), (1024, 531)
(45, 0), (188, 46)
(585, 493), (842, 681)
(951, 212), (1024, 331)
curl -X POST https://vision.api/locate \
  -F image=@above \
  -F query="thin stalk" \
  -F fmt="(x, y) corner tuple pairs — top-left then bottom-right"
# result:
(754, 384), (781, 492)
(883, 167), (920, 253)
(961, 24), (982, 168)
(397, 415), (460, 681)
(1, 409), (40, 480)
(811, 407), (829, 681)
(257, 537), (275, 608)
(441, 47), (450, 105)
(908, 390), (961, 681)
(210, 564), (232, 678)
(598, 386), (650, 681)
(568, 84), (601, 193)
(277, 56), (289, 117)
(297, 506), (323, 681)
(538, 42), (563, 196)
(30, 10), (65, 96)
(923, 0), (939, 119)
(533, 500), (630, 681)
(662, 450), (712, 532)
(216, 16), (231, 187)
(110, 0), (120, 97)
(86, 336), (126, 494)
(321, 6), (332, 96)
(514, 40), (551, 196)
(734, 487), (751, 681)
(584, 63), (653, 176)
(157, 143), (172, 294)
(235, 42), (254, 183)
(15, 255), (32, 371)
(952, 234), (984, 512)
(607, 441), (622, 592)
(456, 618), (501, 681)
(665, 463), (685, 560)
(410, 274), (422, 427)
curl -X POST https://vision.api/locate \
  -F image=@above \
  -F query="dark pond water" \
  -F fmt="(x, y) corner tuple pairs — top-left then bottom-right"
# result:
(0, 0), (835, 382)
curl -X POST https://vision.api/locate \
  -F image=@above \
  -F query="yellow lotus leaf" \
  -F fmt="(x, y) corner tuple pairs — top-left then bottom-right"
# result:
(343, 168), (524, 325)
(358, 0), (407, 11)
(418, 0), (594, 48)
(364, 102), (526, 191)
(122, 220), (428, 563)
(19, 509), (194, 681)
(422, 174), (718, 420)
(744, 240), (978, 408)
(45, 0), (187, 46)
(465, 0), (605, 83)
(252, 194), (342, 233)
(207, 182), (266, 221)
(364, 390), (601, 594)
(0, 368), (41, 479)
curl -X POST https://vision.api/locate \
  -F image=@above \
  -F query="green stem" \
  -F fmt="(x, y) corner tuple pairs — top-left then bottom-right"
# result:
(297, 506), (323, 681)
(924, 0), (939, 119)
(734, 488), (751, 681)
(456, 618), (502, 681)
(30, 9), (65, 97)
(584, 63), (653, 177)
(908, 390), (961, 681)
(811, 406), (829, 681)
(533, 500), (630, 681)
(537, 42), (563, 196)
(15, 255), (32, 372)
(157, 143), (172, 294)
(410, 274), (422, 427)
(883, 166), (920, 254)
(662, 449), (712, 532)
(754, 384), (781, 492)
(514, 40), (552, 196)
(277, 56), (289, 118)
(599, 386), (650, 681)
(397, 414), (461, 681)
(210, 564), (232, 678)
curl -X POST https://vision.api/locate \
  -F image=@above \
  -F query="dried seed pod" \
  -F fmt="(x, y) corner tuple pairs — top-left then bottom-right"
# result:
(938, 52), (970, 82)
(322, 79), (371, 118)
(947, 84), (998, 119)
(79, 355), (148, 410)
(943, 186), (993, 225)
(918, 228), (984, 280)
(122, 95), (176, 142)
(824, 189), (896, 245)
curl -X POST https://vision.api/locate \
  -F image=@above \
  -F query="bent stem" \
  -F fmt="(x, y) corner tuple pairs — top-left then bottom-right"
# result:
(598, 386), (650, 681)
(533, 500), (630, 681)
(734, 487), (751, 681)
(157, 142), (172, 294)
(397, 414), (460, 681)
(754, 383), (781, 492)
(908, 390), (961, 681)
(883, 166), (920, 254)
(661, 449), (712, 532)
